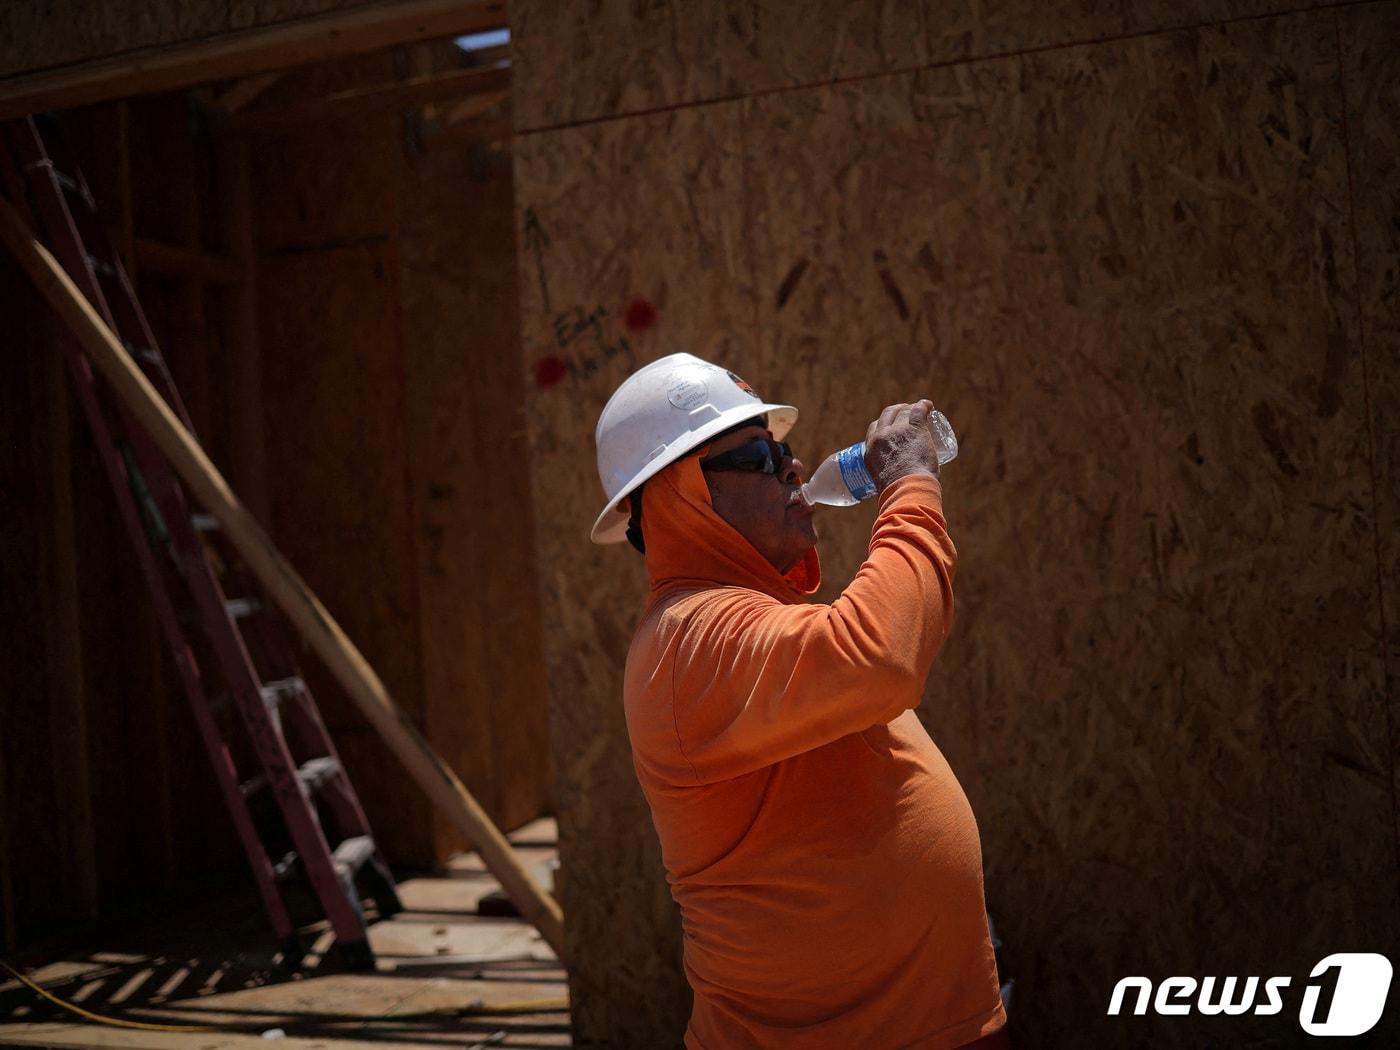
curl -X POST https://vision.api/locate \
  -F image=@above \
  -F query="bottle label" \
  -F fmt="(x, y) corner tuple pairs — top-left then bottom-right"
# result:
(836, 443), (877, 501)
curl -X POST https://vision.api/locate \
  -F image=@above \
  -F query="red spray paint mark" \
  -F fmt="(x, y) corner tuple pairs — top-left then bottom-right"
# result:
(624, 298), (658, 333)
(533, 355), (568, 389)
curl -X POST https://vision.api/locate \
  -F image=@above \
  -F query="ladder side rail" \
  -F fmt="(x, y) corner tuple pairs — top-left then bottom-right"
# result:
(218, 542), (404, 919)
(241, 599), (373, 839)
(154, 491), (374, 949)
(30, 117), (200, 434)
(71, 225), (199, 437)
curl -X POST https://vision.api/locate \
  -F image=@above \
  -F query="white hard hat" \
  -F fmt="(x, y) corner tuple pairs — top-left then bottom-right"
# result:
(591, 353), (798, 544)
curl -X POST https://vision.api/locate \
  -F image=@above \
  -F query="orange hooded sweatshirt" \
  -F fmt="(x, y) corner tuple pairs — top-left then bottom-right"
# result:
(623, 450), (1007, 1049)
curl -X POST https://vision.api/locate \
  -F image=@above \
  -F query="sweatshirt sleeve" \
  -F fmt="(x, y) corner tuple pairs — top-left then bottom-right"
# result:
(666, 473), (956, 784)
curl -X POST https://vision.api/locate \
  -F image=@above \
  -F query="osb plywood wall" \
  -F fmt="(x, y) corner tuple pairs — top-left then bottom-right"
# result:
(251, 69), (434, 865)
(248, 53), (553, 867)
(0, 0), (387, 79)
(510, 3), (1398, 1047)
(397, 138), (556, 849)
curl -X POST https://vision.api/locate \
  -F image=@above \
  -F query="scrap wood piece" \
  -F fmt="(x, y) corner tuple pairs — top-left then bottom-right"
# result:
(0, 194), (567, 964)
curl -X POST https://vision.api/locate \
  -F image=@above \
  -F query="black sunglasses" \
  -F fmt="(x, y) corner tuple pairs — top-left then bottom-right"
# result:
(699, 437), (793, 476)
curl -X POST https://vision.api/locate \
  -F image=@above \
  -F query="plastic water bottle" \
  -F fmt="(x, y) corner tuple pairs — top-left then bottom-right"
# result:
(801, 409), (958, 506)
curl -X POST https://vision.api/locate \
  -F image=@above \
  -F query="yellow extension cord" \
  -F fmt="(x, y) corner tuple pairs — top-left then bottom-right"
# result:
(0, 957), (213, 1032)
(1, 956), (568, 1034)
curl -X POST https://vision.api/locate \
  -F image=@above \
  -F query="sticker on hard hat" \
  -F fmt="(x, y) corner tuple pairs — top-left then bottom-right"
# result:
(726, 370), (761, 401)
(667, 378), (708, 410)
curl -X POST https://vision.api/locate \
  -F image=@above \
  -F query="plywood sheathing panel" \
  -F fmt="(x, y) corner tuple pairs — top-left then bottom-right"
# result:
(0, 1), (228, 83)
(397, 141), (555, 846)
(0, 260), (92, 942)
(229, 0), (380, 31)
(746, 12), (1397, 1047)
(509, 1), (760, 132)
(0, 0), (491, 80)
(249, 50), (554, 864)
(1340, 0), (1400, 880)
(514, 8), (1399, 1048)
(1119, 0), (1303, 35)
(512, 103), (768, 1045)
(247, 67), (400, 253)
(254, 214), (433, 866)
(509, 1), (944, 131)
(115, 97), (241, 882)
(509, 0), (1318, 131)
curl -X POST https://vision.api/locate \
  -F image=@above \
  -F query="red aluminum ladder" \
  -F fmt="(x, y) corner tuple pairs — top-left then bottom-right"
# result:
(1, 114), (402, 970)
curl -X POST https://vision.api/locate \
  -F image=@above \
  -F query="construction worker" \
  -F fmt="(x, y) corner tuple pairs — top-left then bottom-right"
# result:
(592, 353), (1008, 1049)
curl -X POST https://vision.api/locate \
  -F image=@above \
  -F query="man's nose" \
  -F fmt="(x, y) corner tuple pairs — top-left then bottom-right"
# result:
(781, 455), (805, 485)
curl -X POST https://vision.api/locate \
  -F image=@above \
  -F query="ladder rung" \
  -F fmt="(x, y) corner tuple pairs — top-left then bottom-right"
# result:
(272, 851), (299, 881)
(85, 252), (116, 279)
(53, 170), (95, 211)
(192, 513), (219, 532)
(214, 679), (297, 714)
(332, 835), (375, 876)
(298, 756), (341, 794)
(225, 597), (261, 619)
(121, 340), (161, 366)
(260, 677), (304, 709)
(239, 772), (267, 798)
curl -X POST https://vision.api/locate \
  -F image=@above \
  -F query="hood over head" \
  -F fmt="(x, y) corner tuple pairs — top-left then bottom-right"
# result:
(640, 445), (821, 607)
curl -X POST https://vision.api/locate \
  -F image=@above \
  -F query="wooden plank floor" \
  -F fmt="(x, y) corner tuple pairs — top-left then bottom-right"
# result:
(0, 817), (569, 1048)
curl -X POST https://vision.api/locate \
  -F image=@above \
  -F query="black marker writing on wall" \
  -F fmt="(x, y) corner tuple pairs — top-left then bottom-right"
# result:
(553, 304), (608, 348)
(562, 332), (633, 380)
(522, 207), (551, 314)
(533, 304), (637, 390)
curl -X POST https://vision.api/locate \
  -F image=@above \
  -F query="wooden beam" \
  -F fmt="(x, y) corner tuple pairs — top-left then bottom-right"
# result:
(0, 194), (568, 965)
(232, 65), (510, 132)
(0, 0), (507, 120)
(134, 238), (243, 285)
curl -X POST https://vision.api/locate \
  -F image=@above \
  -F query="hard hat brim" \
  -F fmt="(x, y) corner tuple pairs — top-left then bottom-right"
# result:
(589, 403), (798, 544)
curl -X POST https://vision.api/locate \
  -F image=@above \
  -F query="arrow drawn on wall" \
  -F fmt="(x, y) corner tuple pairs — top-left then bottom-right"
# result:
(523, 207), (552, 314)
